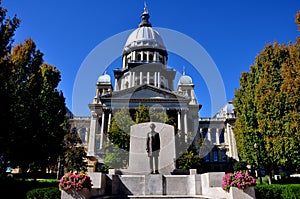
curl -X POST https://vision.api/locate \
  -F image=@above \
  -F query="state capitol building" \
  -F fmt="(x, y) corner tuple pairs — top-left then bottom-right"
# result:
(68, 4), (239, 173)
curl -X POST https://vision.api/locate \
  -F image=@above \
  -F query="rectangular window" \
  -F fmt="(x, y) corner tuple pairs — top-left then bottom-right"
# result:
(211, 129), (216, 143)
(220, 130), (225, 143)
(221, 150), (227, 162)
(202, 130), (207, 139)
(213, 149), (218, 162)
(205, 153), (210, 162)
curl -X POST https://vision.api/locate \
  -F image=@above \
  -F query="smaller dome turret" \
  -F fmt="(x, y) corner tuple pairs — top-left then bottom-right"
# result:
(98, 73), (111, 83)
(178, 68), (193, 85)
(179, 75), (193, 85)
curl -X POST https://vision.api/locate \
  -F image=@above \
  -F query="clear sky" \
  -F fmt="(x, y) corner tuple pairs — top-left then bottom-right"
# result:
(3, 0), (299, 117)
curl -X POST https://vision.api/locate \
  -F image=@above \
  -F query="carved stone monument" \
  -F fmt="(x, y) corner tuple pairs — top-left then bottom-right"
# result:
(124, 122), (176, 175)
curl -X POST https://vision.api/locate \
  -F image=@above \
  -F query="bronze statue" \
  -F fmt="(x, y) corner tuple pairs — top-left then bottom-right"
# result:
(146, 123), (160, 174)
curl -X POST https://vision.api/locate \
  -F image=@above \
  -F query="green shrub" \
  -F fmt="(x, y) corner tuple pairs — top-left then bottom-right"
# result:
(255, 184), (300, 199)
(281, 185), (300, 199)
(233, 161), (248, 172)
(26, 187), (60, 199)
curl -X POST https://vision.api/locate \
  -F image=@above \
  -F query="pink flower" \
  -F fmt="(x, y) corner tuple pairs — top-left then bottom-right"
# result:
(222, 171), (256, 192)
(58, 171), (93, 191)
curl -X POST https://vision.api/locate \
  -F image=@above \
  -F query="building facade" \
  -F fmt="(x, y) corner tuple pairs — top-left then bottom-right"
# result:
(70, 5), (239, 172)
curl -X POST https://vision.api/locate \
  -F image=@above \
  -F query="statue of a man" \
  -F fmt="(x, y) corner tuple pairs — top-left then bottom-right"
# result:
(146, 123), (160, 174)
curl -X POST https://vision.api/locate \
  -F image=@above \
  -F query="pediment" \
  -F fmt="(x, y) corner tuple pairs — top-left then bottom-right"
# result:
(102, 84), (188, 101)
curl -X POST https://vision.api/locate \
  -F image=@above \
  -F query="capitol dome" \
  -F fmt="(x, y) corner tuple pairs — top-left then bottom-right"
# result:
(98, 73), (111, 83)
(179, 75), (193, 85)
(123, 26), (166, 55)
(122, 4), (166, 55)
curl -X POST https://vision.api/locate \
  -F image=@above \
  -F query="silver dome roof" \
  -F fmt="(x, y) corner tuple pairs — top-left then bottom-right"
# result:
(98, 74), (111, 83)
(123, 26), (166, 55)
(122, 4), (166, 55)
(179, 75), (193, 85)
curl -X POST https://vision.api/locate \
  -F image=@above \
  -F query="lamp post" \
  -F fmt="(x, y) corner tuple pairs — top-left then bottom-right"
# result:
(254, 143), (263, 184)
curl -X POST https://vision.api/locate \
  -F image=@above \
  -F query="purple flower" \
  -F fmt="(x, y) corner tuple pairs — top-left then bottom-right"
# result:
(58, 171), (93, 191)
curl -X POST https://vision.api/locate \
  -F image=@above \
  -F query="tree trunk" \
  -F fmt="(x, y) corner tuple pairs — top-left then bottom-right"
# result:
(267, 175), (272, 184)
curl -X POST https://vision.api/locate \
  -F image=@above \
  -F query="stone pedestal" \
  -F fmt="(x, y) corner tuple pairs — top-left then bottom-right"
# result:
(127, 122), (176, 175)
(229, 186), (256, 199)
(84, 171), (246, 199)
(61, 189), (90, 199)
(145, 175), (163, 195)
(201, 172), (226, 198)
(112, 175), (146, 195)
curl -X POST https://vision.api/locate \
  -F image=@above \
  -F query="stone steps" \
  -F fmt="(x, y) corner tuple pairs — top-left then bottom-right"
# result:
(92, 195), (212, 199)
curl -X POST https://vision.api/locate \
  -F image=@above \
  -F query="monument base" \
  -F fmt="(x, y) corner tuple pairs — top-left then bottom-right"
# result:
(88, 171), (256, 199)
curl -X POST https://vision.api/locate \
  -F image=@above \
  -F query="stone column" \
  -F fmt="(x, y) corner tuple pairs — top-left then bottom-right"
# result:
(140, 72), (143, 85)
(177, 110), (181, 131)
(122, 56), (126, 68)
(132, 72), (135, 87)
(207, 128), (212, 142)
(199, 128), (203, 139)
(154, 52), (158, 61)
(147, 72), (150, 84)
(226, 123), (232, 157)
(154, 72), (157, 86)
(129, 72), (132, 88)
(184, 110), (188, 142)
(88, 111), (98, 156)
(133, 51), (136, 60)
(158, 72), (161, 88)
(107, 111), (112, 132)
(216, 128), (220, 145)
(99, 111), (106, 151)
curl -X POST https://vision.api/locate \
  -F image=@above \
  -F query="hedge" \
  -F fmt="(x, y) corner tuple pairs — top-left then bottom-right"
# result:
(26, 187), (60, 199)
(255, 184), (300, 199)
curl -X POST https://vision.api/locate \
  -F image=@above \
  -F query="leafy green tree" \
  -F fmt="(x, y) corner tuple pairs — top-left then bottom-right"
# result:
(0, 1), (21, 177)
(62, 127), (87, 173)
(102, 107), (133, 169)
(106, 107), (134, 151)
(0, 2), (68, 177)
(233, 13), (300, 183)
(176, 142), (204, 172)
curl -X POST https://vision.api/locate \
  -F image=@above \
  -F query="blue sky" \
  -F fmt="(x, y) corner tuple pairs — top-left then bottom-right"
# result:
(3, 0), (299, 117)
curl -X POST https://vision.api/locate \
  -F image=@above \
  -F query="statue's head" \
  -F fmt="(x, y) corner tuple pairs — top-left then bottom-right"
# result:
(150, 123), (156, 130)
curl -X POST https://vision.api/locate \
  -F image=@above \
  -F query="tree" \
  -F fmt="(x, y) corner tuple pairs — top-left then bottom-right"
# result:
(0, 2), (68, 177)
(176, 146), (203, 173)
(62, 127), (87, 173)
(0, 0), (20, 177)
(106, 107), (134, 151)
(233, 12), (300, 184)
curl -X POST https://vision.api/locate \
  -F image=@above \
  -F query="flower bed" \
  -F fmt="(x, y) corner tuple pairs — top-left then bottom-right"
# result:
(59, 172), (93, 191)
(222, 171), (256, 192)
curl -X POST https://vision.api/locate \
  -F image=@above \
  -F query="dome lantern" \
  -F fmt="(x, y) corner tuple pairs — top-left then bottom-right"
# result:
(122, 3), (167, 56)
(139, 2), (152, 28)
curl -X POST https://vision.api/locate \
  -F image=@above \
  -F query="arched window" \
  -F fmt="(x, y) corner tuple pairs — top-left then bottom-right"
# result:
(213, 148), (219, 162)
(159, 55), (163, 63)
(211, 129), (216, 143)
(149, 54), (153, 61)
(127, 56), (131, 63)
(80, 128), (86, 143)
(202, 129), (208, 139)
(143, 53), (147, 61)
(221, 150), (227, 161)
(137, 54), (141, 61)
(205, 153), (210, 162)
(220, 130), (225, 143)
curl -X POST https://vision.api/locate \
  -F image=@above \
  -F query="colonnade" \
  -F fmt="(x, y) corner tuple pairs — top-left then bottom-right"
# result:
(120, 71), (165, 90)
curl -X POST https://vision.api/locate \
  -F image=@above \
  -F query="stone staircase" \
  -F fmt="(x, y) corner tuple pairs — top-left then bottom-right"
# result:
(92, 195), (212, 199)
